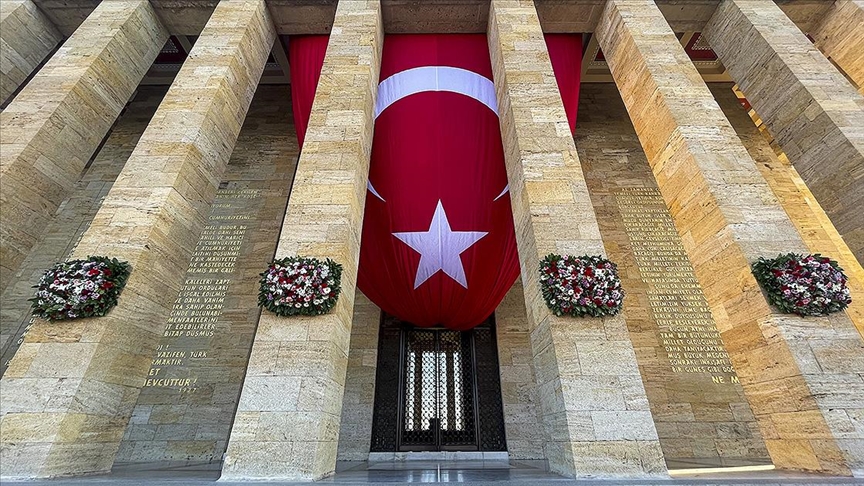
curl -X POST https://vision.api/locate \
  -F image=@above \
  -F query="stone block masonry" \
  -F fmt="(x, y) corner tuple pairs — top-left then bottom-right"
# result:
(494, 282), (545, 459)
(221, 0), (383, 481)
(0, 0), (62, 106)
(0, 0), (275, 478)
(114, 86), (298, 465)
(0, 0), (167, 295)
(711, 84), (864, 341)
(488, 0), (665, 478)
(705, 0), (864, 265)
(598, 0), (864, 476)
(335, 292), (382, 462)
(812, 0), (864, 94)
(1, 87), (167, 378)
(577, 84), (771, 469)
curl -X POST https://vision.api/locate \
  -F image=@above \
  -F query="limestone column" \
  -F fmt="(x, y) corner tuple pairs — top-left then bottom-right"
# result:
(598, 0), (864, 476)
(0, 0), (167, 295)
(488, 0), (665, 477)
(0, 0), (62, 106)
(812, 0), (864, 94)
(711, 84), (864, 340)
(704, 0), (864, 265)
(221, 0), (383, 481)
(0, 1), (276, 479)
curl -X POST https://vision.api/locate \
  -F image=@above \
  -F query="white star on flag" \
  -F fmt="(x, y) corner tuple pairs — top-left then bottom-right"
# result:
(393, 200), (488, 289)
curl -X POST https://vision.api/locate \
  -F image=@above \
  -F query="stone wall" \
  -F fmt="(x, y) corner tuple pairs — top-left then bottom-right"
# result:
(705, 0), (864, 264)
(0, 1), (277, 477)
(811, 0), (864, 94)
(577, 83), (770, 469)
(0, 0), (62, 106)
(114, 85), (298, 465)
(0, 86), (167, 377)
(0, 0), (168, 293)
(335, 292), (381, 462)
(598, 0), (864, 474)
(494, 282), (545, 460)
(710, 83), (864, 340)
(221, 1), (384, 480)
(488, 0), (664, 477)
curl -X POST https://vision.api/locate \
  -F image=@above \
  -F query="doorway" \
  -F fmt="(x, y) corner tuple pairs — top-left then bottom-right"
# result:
(370, 315), (506, 453)
(400, 328), (475, 450)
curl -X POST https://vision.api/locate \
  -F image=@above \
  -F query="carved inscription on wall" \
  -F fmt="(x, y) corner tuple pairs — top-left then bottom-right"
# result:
(112, 89), (298, 464)
(616, 187), (738, 383)
(142, 189), (258, 392)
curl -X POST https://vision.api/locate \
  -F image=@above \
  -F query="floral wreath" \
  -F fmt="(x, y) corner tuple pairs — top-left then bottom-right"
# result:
(540, 254), (624, 318)
(258, 256), (342, 316)
(752, 253), (851, 317)
(30, 256), (131, 321)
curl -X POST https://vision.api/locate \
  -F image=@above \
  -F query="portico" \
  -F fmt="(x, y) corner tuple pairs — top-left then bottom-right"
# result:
(1, 0), (863, 482)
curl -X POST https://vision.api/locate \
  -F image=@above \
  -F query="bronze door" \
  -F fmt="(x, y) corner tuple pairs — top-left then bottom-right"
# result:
(370, 315), (507, 453)
(398, 328), (477, 451)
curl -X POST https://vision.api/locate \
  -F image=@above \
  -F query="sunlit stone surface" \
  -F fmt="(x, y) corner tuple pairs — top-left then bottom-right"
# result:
(0, 0), (862, 481)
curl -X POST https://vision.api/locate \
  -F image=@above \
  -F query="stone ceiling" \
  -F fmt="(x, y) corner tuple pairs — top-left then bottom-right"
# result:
(30, 0), (833, 85)
(32, 0), (832, 36)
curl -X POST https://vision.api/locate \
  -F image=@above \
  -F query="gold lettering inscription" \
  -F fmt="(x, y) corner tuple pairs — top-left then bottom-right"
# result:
(617, 188), (739, 383)
(142, 186), (257, 390)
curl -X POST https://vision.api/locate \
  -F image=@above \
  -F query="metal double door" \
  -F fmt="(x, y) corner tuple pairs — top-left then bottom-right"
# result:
(370, 316), (506, 453)
(398, 328), (478, 451)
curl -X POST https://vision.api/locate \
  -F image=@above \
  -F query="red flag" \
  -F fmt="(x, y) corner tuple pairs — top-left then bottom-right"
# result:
(289, 35), (329, 149)
(545, 34), (583, 135)
(357, 35), (520, 330)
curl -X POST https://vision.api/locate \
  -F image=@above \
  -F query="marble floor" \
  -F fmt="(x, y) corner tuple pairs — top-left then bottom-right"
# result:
(1, 460), (862, 485)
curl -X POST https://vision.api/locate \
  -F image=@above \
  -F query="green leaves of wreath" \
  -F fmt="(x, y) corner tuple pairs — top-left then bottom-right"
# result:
(30, 256), (131, 321)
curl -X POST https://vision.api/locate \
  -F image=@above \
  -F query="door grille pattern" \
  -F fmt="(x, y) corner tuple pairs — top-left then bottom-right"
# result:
(474, 326), (507, 451)
(370, 318), (400, 452)
(370, 316), (506, 452)
(400, 330), (476, 449)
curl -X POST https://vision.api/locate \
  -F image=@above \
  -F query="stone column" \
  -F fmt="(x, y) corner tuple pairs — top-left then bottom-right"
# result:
(0, 1), (275, 479)
(711, 84), (864, 340)
(598, 0), (864, 476)
(488, 0), (665, 478)
(704, 0), (864, 265)
(812, 0), (864, 94)
(0, 0), (167, 295)
(0, 0), (61, 106)
(221, 0), (383, 481)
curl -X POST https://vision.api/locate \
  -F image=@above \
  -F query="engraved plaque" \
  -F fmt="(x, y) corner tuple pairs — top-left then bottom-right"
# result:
(617, 188), (737, 382)
(115, 90), (297, 465)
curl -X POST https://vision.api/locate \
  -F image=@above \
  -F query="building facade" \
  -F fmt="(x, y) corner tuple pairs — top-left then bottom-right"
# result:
(1, 0), (863, 481)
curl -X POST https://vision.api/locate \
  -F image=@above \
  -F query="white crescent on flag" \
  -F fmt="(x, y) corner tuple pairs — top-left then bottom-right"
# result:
(374, 66), (499, 119)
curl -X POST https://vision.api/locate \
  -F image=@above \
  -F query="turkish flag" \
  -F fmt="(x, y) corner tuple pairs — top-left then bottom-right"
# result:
(357, 35), (520, 330)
